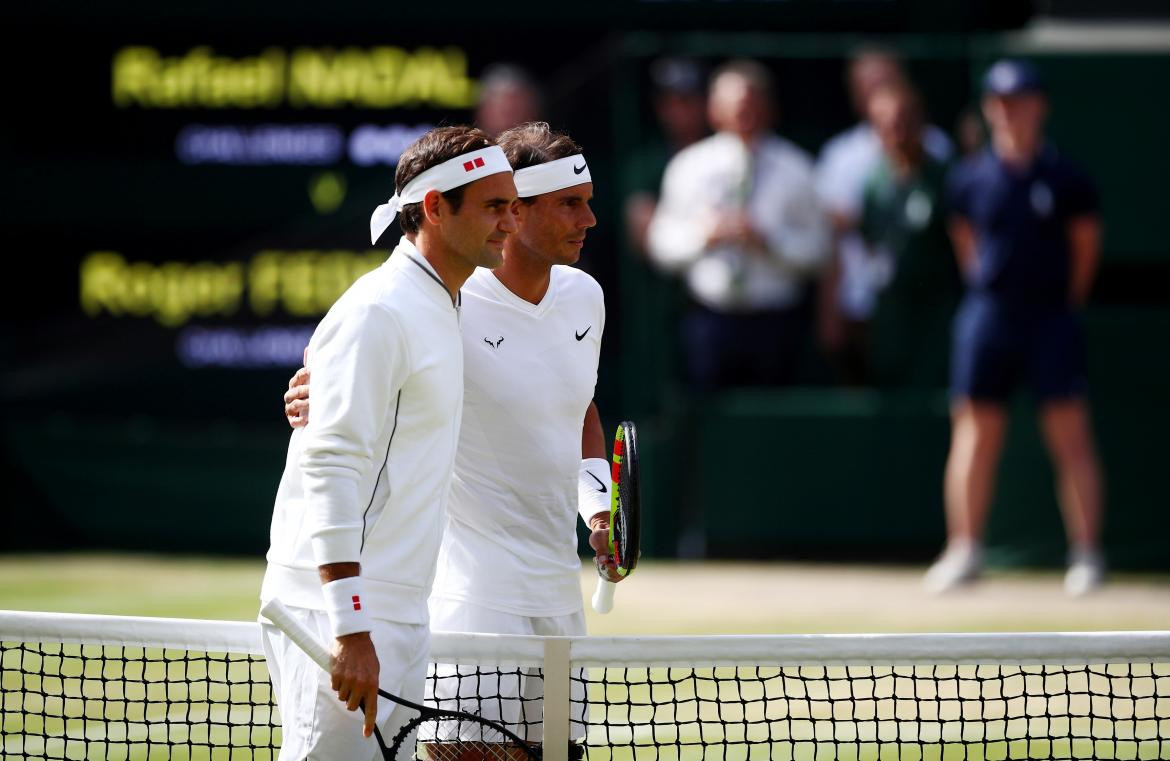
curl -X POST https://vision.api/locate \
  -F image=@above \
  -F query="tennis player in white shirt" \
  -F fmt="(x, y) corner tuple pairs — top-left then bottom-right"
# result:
(259, 126), (518, 760)
(284, 122), (621, 758)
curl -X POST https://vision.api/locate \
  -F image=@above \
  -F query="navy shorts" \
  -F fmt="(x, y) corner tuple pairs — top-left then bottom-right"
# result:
(950, 295), (1088, 403)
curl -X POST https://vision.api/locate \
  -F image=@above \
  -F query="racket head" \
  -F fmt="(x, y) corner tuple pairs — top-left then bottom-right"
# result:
(609, 420), (641, 576)
(261, 599), (538, 761)
(389, 710), (539, 761)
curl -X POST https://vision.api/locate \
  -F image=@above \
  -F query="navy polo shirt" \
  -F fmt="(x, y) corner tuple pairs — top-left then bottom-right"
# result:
(947, 146), (1098, 309)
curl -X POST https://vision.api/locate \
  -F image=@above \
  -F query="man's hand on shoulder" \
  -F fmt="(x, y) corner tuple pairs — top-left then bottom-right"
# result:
(330, 631), (380, 738)
(285, 366), (311, 428)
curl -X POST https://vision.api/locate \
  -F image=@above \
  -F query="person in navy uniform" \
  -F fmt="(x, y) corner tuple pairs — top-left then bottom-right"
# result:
(925, 60), (1105, 596)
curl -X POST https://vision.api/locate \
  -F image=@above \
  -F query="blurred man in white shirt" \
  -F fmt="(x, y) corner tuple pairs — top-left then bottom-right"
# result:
(648, 59), (830, 389)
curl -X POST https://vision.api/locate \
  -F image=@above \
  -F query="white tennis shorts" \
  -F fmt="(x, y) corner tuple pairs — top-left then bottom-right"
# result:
(423, 597), (588, 744)
(260, 605), (429, 761)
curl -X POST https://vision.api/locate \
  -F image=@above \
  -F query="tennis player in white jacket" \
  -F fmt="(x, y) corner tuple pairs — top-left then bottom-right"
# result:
(260, 125), (517, 760)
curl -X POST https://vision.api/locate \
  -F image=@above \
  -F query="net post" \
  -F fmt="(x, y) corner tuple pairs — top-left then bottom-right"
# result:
(541, 636), (571, 761)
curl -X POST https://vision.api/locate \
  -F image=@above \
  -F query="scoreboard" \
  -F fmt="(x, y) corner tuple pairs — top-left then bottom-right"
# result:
(4, 32), (541, 424)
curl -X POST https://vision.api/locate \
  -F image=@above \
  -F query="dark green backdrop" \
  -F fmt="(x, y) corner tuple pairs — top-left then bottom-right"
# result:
(3, 10), (1168, 570)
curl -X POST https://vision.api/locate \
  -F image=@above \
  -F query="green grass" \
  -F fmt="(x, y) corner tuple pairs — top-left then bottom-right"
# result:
(2, 641), (278, 759)
(580, 664), (1169, 760)
(6, 654), (1166, 760)
(0, 554), (266, 621)
(5, 651), (1166, 760)
(2, 554), (1168, 759)
(4, 554), (1169, 634)
(581, 739), (1168, 761)
(0, 555), (277, 758)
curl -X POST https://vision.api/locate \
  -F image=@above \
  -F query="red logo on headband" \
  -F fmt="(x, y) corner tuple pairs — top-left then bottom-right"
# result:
(462, 157), (486, 172)
(351, 595), (361, 611)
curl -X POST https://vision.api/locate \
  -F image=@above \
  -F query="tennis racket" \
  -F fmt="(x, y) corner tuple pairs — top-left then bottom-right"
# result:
(260, 598), (539, 761)
(591, 420), (641, 614)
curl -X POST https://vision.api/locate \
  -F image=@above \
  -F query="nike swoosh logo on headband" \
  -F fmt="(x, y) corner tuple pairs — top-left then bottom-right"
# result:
(586, 472), (607, 493)
(573, 163), (587, 175)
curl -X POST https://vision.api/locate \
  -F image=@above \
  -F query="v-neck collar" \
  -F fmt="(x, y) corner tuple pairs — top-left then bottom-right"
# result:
(481, 268), (558, 318)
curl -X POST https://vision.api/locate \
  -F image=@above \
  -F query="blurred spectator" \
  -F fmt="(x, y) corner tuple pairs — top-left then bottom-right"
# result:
(925, 60), (1106, 596)
(816, 47), (953, 385)
(475, 64), (543, 137)
(855, 82), (960, 387)
(624, 57), (710, 255)
(955, 104), (988, 158)
(647, 60), (830, 390)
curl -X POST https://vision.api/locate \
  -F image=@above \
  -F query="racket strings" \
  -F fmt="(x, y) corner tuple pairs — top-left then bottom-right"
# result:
(416, 715), (514, 743)
(417, 738), (533, 761)
(397, 713), (537, 761)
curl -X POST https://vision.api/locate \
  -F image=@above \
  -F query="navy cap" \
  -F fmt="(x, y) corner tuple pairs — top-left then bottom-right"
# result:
(650, 57), (705, 95)
(983, 59), (1046, 96)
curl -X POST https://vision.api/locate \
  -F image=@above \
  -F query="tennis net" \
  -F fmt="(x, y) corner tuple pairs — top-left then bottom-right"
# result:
(2, 609), (1168, 760)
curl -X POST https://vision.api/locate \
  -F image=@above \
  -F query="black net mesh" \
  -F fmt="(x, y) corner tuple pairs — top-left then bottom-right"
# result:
(576, 663), (1170, 760)
(1, 640), (278, 760)
(424, 663), (546, 742)
(4, 634), (1169, 760)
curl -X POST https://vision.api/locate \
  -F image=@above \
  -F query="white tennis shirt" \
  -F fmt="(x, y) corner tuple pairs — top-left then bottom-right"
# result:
(432, 265), (605, 616)
(261, 239), (464, 625)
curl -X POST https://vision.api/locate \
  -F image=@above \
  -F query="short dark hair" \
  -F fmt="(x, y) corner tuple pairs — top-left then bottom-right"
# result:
(396, 125), (496, 236)
(495, 122), (584, 203)
(650, 57), (705, 96)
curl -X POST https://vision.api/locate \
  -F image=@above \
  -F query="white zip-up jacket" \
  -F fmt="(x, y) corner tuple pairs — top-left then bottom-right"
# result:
(261, 238), (464, 625)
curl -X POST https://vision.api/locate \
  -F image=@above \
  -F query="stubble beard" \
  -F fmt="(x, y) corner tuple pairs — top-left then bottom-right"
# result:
(476, 242), (506, 270)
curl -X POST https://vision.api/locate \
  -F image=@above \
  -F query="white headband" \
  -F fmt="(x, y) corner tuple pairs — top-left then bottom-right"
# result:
(513, 154), (592, 198)
(369, 145), (512, 244)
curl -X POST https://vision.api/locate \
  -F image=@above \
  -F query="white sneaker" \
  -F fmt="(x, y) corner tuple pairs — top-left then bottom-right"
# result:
(924, 542), (983, 593)
(1065, 548), (1105, 597)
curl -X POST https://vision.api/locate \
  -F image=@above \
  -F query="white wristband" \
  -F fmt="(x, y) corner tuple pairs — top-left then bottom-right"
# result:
(578, 457), (612, 527)
(321, 576), (371, 638)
